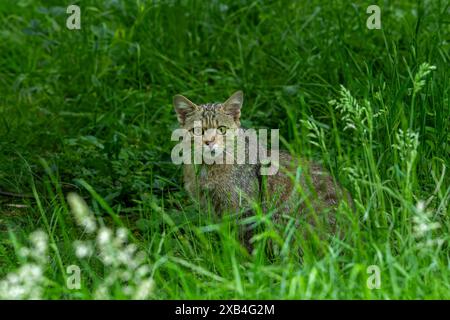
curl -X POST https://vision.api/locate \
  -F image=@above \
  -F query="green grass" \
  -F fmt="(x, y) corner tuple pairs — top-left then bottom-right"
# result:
(0, 0), (449, 299)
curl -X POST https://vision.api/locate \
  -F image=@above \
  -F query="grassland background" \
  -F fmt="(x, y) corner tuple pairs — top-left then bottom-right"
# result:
(0, 0), (449, 299)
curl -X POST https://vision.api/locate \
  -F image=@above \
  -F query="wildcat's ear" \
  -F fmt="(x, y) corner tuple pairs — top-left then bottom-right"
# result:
(223, 91), (243, 122)
(173, 94), (198, 125)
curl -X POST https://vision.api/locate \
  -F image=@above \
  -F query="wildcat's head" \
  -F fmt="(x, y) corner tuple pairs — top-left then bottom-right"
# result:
(173, 91), (243, 160)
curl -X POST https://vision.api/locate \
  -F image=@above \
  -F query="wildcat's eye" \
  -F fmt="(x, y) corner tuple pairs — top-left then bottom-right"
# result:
(217, 126), (227, 135)
(191, 127), (203, 136)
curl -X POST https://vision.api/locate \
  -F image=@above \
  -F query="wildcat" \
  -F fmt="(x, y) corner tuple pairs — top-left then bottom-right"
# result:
(173, 91), (350, 249)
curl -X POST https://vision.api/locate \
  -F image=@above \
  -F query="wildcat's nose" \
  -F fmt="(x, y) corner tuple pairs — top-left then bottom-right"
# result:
(204, 136), (215, 146)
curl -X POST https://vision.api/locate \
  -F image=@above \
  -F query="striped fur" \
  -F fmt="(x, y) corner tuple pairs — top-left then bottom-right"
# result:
(173, 91), (352, 249)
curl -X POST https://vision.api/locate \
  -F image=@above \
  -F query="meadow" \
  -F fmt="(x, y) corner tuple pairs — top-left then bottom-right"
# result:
(0, 0), (449, 299)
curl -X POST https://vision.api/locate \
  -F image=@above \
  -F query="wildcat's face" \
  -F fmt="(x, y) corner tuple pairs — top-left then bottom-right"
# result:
(173, 91), (243, 161)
